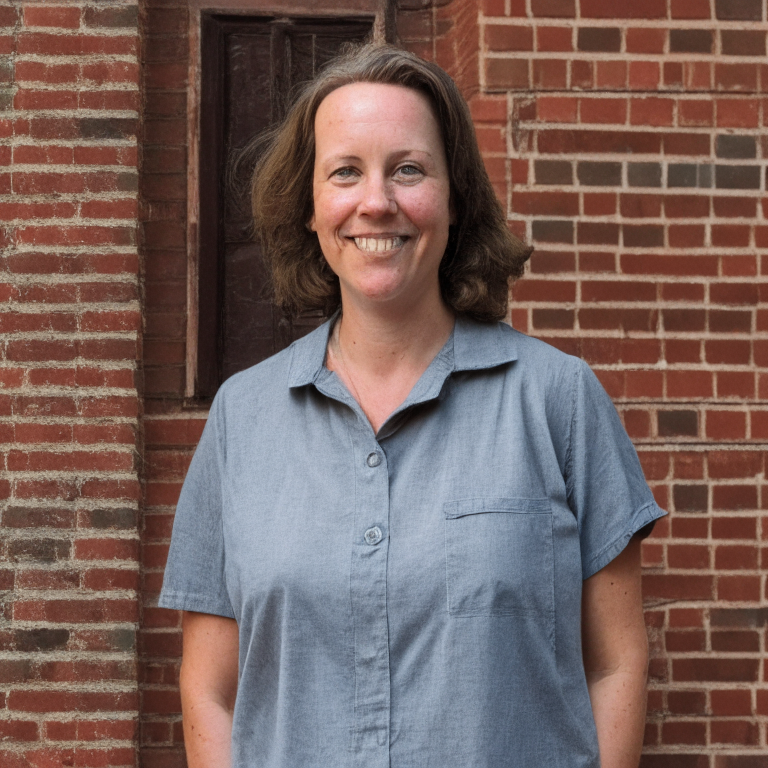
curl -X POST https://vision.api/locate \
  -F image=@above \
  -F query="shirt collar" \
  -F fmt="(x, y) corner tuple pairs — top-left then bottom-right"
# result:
(287, 312), (518, 389)
(451, 315), (518, 372)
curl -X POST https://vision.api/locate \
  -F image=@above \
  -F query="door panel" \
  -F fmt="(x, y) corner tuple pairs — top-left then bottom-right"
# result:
(198, 15), (372, 395)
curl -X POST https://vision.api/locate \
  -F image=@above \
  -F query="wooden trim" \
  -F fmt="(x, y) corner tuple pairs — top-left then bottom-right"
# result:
(189, 0), (378, 11)
(185, 6), (202, 400)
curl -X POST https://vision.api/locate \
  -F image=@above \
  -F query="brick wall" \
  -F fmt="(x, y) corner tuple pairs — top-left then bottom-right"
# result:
(471, 0), (768, 764)
(0, 1), (142, 767)
(2, 0), (766, 766)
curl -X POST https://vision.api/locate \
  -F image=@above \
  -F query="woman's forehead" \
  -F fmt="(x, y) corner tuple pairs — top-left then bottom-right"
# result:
(314, 83), (442, 149)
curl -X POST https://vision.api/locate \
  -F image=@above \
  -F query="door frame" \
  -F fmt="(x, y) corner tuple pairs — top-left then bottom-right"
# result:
(184, 0), (393, 400)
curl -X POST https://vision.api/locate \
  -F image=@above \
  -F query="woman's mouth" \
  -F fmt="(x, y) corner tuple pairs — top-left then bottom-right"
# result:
(352, 236), (407, 253)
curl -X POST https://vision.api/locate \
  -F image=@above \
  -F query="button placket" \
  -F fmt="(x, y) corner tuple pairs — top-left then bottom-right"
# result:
(349, 438), (391, 767)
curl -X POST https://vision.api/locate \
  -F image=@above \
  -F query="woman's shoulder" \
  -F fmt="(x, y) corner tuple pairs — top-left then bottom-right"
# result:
(477, 321), (585, 384)
(218, 344), (294, 398)
(207, 344), (300, 435)
(211, 319), (332, 416)
(456, 319), (588, 415)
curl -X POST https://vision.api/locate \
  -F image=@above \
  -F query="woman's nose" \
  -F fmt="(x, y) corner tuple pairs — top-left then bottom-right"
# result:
(357, 175), (397, 216)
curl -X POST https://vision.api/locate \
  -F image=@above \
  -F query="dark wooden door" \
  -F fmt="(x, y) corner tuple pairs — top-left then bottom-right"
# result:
(197, 15), (372, 397)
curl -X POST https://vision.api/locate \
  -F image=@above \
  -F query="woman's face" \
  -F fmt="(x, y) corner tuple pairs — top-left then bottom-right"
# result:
(310, 82), (452, 312)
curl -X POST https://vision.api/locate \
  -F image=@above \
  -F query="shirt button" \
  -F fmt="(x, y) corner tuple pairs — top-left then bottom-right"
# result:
(364, 526), (382, 546)
(366, 452), (381, 467)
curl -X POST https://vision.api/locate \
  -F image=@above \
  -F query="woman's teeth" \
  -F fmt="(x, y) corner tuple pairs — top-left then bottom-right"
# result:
(353, 236), (405, 252)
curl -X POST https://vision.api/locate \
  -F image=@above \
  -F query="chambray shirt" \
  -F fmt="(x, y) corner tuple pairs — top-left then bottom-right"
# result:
(159, 315), (666, 768)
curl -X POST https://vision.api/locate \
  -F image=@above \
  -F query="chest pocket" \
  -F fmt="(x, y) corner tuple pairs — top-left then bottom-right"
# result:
(443, 497), (554, 618)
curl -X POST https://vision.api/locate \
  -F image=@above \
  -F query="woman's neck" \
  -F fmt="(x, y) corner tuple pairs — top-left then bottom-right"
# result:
(327, 292), (455, 433)
(333, 293), (455, 381)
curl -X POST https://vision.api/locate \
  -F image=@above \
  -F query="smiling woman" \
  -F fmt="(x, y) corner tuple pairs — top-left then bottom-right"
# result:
(159, 43), (666, 768)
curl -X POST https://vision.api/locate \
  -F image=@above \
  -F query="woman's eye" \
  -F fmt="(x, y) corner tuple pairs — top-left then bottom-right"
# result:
(332, 167), (358, 180)
(397, 164), (422, 178)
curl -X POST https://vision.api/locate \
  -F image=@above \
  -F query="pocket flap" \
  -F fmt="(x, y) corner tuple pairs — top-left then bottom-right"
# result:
(444, 497), (551, 519)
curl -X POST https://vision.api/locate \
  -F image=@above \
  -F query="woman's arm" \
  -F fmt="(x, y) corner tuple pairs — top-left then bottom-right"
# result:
(582, 535), (648, 768)
(180, 611), (239, 768)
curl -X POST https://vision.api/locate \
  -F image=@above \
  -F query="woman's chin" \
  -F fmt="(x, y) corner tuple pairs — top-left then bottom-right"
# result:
(344, 282), (431, 311)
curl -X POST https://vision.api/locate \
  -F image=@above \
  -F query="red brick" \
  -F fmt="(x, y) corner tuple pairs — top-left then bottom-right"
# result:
(536, 96), (577, 122)
(661, 720), (706, 744)
(485, 58), (529, 89)
(751, 411), (768, 439)
(570, 60), (593, 89)
(713, 484), (758, 510)
(643, 574), (713, 601)
(629, 61), (660, 90)
(536, 26), (572, 51)
(671, 0), (711, 18)
(74, 539), (139, 562)
(669, 608), (704, 627)
(716, 98), (760, 128)
(485, 25), (533, 51)
(533, 59), (567, 88)
(482, 0), (506, 14)
(17, 32), (137, 56)
(679, 99), (714, 126)
(579, 97), (626, 124)
(710, 720), (759, 745)
(595, 61), (627, 89)
(706, 411), (748, 440)
(626, 28), (666, 53)
(583, 193), (616, 216)
(673, 658), (759, 683)
(531, 0), (575, 17)
(668, 544), (709, 569)
(581, 0), (666, 17)
(668, 690), (706, 715)
(721, 256), (757, 278)
(715, 544), (758, 570)
(8, 690), (138, 713)
(630, 98), (674, 126)
(709, 451), (763, 479)
(711, 283), (759, 306)
(23, 6), (81, 28)
(711, 690), (752, 717)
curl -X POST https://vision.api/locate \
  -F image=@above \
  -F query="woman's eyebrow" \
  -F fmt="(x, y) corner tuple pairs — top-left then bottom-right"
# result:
(322, 150), (435, 166)
(325, 154), (362, 165)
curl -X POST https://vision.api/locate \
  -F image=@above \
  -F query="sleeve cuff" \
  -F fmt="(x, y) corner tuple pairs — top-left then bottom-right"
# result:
(582, 500), (667, 580)
(157, 589), (236, 619)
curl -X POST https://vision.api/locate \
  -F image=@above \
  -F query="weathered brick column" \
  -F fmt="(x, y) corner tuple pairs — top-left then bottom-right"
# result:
(0, 2), (141, 766)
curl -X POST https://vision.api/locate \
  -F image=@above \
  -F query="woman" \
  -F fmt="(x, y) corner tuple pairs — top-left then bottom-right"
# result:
(160, 43), (666, 768)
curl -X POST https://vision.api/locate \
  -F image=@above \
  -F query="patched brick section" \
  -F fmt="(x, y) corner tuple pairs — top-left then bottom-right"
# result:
(481, 0), (768, 762)
(0, 3), (141, 768)
(138, 1), (191, 765)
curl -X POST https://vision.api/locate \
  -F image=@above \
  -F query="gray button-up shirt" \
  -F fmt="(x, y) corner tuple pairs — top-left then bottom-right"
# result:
(160, 316), (666, 768)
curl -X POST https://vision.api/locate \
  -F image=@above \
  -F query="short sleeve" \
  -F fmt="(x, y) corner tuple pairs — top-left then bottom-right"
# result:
(158, 395), (235, 618)
(565, 359), (667, 580)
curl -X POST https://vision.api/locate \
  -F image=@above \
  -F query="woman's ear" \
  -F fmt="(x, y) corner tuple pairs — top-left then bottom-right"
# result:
(307, 215), (316, 232)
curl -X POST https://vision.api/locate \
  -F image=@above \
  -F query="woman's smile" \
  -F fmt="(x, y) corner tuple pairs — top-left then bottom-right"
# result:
(350, 235), (408, 253)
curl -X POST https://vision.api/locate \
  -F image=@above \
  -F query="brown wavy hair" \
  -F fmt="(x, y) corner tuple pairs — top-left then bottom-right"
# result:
(249, 43), (532, 322)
